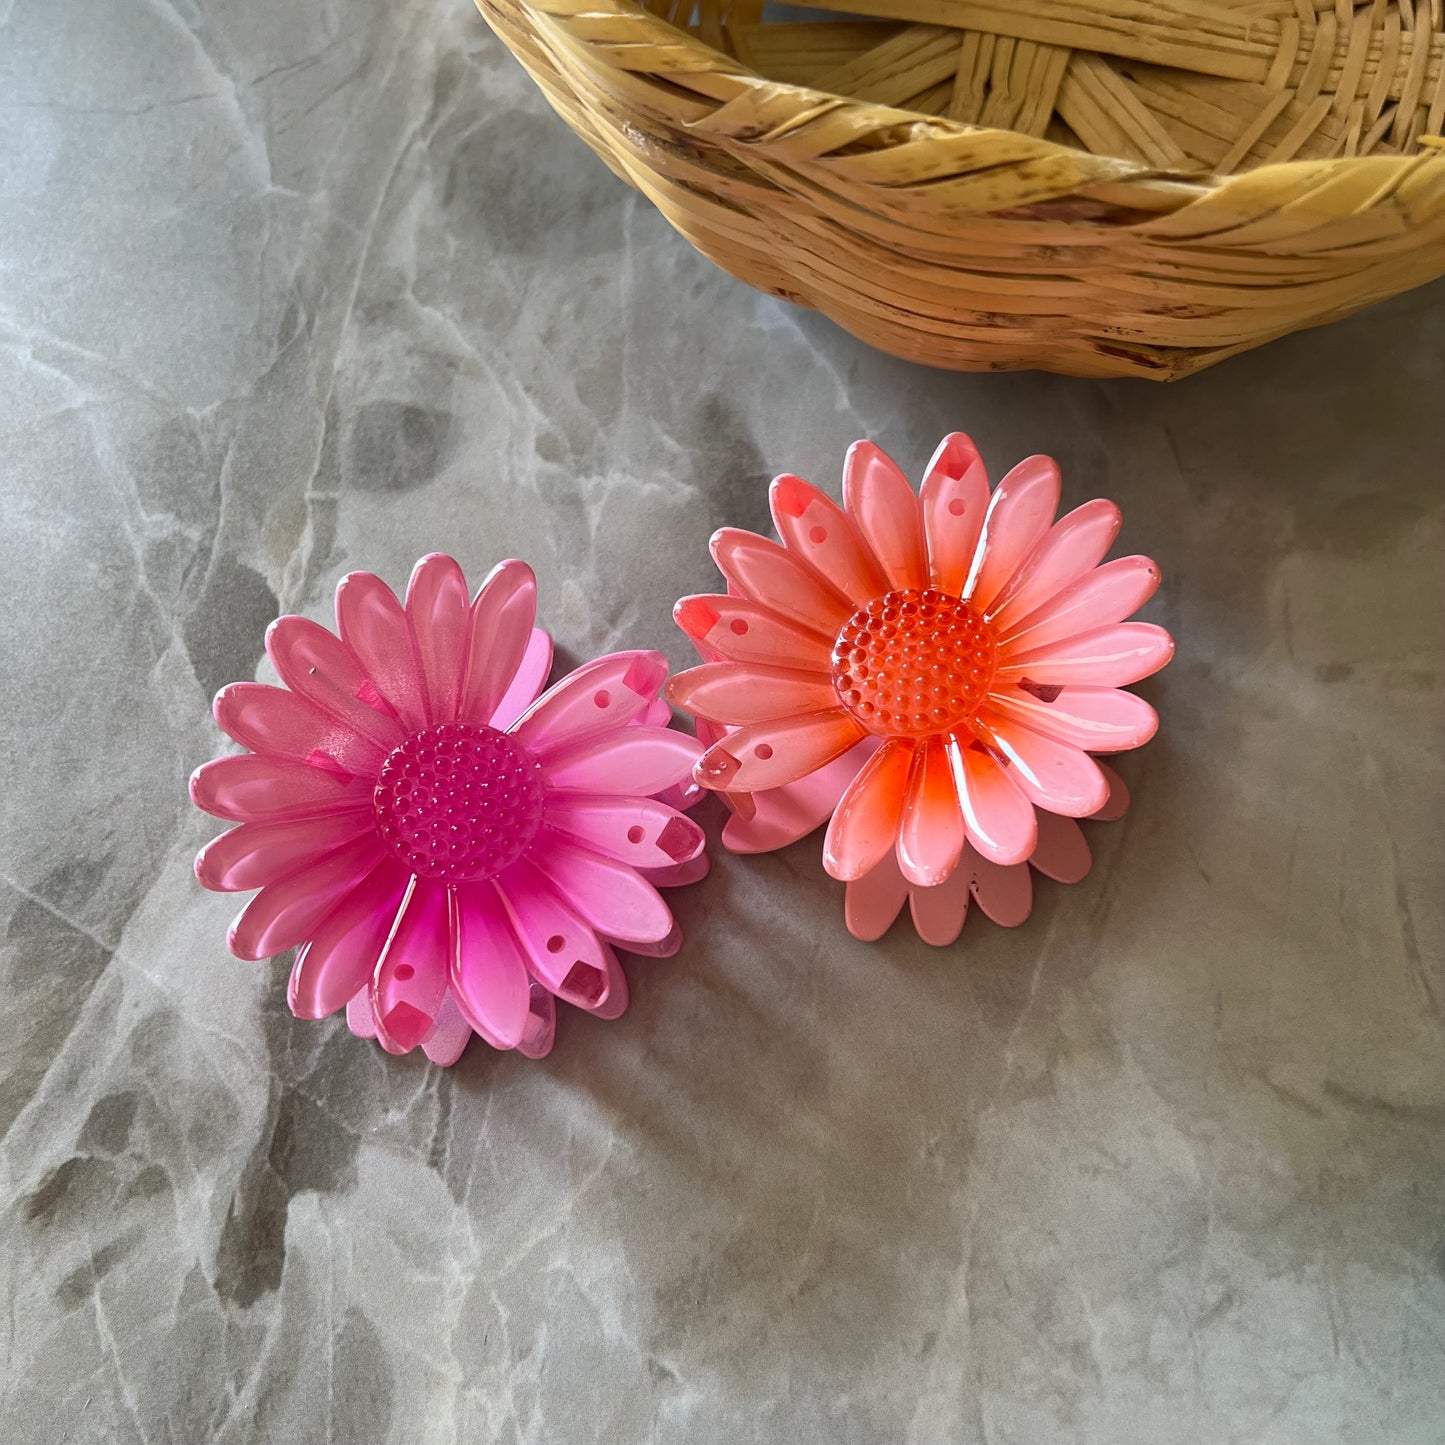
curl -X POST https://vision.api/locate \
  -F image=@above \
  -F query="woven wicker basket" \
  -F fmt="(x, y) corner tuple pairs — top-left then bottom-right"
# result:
(476, 0), (1445, 379)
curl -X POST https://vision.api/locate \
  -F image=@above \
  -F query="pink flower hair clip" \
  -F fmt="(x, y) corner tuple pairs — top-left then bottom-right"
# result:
(191, 555), (707, 1064)
(668, 433), (1173, 943)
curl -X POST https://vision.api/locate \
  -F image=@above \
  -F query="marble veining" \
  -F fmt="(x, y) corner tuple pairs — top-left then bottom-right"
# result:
(1, 1), (1443, 1440)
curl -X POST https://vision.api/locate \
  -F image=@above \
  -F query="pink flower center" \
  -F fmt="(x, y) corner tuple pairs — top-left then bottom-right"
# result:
(830, 588), (997, 739)
(372, 723), (544, 883)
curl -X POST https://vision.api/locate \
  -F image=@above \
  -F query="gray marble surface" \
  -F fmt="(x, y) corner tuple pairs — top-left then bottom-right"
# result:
(2, 1), (1444, 1441)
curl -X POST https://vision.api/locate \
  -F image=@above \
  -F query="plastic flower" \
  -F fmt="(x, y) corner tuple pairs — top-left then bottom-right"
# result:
(669, 434), (1172, 891)
(191, 555), (706, 1064)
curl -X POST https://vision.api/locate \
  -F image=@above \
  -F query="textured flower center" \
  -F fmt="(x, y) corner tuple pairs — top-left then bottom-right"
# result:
(830, 588), (997, 738)
(373, 723), (544, 883)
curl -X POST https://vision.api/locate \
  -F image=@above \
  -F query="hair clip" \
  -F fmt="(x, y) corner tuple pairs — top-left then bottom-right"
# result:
(669, 434), (1172, 941)
(191, 555), (706, 1062)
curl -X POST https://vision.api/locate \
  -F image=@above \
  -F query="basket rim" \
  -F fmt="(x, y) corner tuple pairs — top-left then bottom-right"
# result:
(504, 0), (1445, 219)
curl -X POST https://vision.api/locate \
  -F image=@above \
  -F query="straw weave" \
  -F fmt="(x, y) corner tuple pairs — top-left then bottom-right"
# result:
(476, 0), (1445, 378)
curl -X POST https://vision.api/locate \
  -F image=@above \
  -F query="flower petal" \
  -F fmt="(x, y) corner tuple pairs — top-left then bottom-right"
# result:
(421, 994), (473, 1066)
(213, 683), (385, 778)
(226, 832), (388, 961)
(528, 834), (674, 944)
(977, 709), (1110, 817)
(668, 662), (839, 726)
(196, 812), (377, 892)
(544, 794), (705, 870)
(696, 709), (867, 792)
(288, 857), (410, 1019)
(517, 984), (557, 1059)
(770, 473), (888, 606)
(997, 623), (1175, 688)
(347, 988), (378, 1040)
(920, 432), (989, 595)
(489, 627), (553, 731)
(406, 554), (471, 726)
(458, 559), (538, 728)
(999, 555), (1161, 652)
(542, 727), (700, 796)
(371, 881), (451, 1054)
(721, 739), (877, 854)
(967, 853), (1034, 926)
(909, 865), (973, 946)
(513, 650), (669, 756)
(842, 440), (926, 591)
(674, 594), (834, 670)
(451, 883), (532, 1049)
(710, 528), (852, 635)
(335, 571), (428, 732)
(844, 851), (910, 942)
(822, 737), (912, 881)
(964, 455), (1061, 614)
(1029, 811), (1092, 884)
(987, 686), (1158, 753)
(1094, 761), (1130, 820)
(896, 734), (965, 887)
(189, 754), (373, 823)
(494, 860), (619, 1011)
(987, 499), (1122, 633)
(945, 735), (1037, 866)
(265, 615), (404, 751)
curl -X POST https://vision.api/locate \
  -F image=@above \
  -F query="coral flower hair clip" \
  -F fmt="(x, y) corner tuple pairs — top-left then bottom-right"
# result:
(191, 555), (707, 1063)
(669, 434), (1173, 942)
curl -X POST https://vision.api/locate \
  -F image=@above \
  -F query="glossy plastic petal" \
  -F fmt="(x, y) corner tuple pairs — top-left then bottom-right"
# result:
(999, 555), (1161, 652)
(896, 734), (966, 887)
(458, 559), (538, 728)
(189, 754), (373, 823)
(495, 860), (619, 1011)
(517, 984), (557, 1059)
(822, 737), (912, 881)
(667, 662), (839, 726)
(226, 832), (388, 961)
(978, 709), (1110, 818)
(722, 740), (876, 854)
(696, 709), (866, 792)
(450, 883), (532, 1049)
(770, 473), (888, 605)
(370, 881), (452, 1054)
(909, 865), (974, 946)
(528, 834), (674, 944)
(710, 528), (852, 635)
(265, 614), (404, 751)
(196, 812), (376, 893)
(288, 857), (410, 1019)
(544, 794), (705, 870)
(421, 994), (473, 1066)
(335, 570), (428, 732)
(513, 650), (669, 756)
(945, 735), (1037, 867)
(490, 627), (553, 731)
(964, 455), (1061, 613)
(920, 432), (989, 594)
(213, 682), (385, 779)
(844, 850), (911, 941)
(842, 440), (926, 591)
(997, 622), (1175, 688)
(406, 553), (471, 726)
(987, 686), (1159, 753)
(542, 727), (700, 796)
(674, 594), (833, 669)
(987, 499), (1122, 633)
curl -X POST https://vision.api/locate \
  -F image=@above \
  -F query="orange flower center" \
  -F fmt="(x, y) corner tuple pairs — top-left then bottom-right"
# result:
(373, 723), (544, 882)
(830, 588), (997, 739)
